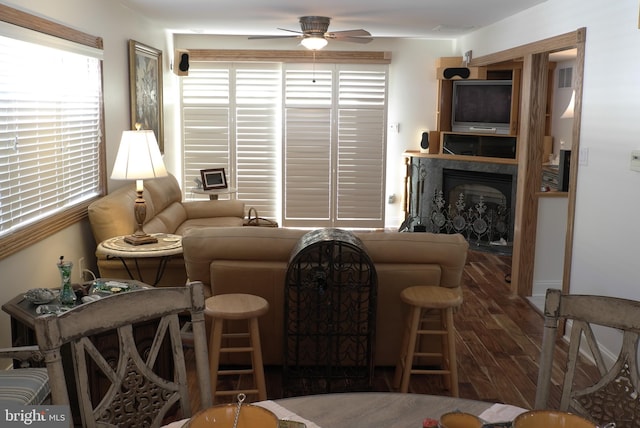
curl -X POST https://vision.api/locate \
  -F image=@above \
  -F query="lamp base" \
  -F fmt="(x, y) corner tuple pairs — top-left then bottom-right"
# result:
(124, 233), (158, 246)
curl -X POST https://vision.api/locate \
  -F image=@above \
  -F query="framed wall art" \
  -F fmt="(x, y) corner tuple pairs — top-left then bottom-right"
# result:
(128, 40), (164, 152)
(200, 168), (228, 190)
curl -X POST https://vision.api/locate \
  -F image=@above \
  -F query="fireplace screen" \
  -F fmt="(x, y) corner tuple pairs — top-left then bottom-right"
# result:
(431, 188), (510, 247)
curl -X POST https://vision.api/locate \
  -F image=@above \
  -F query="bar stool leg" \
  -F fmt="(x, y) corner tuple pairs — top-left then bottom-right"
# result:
(208, 318), (224, 399)
(393, 307), (413, 389)
(249, 317), (267, 401)
(444, 307), (459, 397)
(399, 305), (422, 393)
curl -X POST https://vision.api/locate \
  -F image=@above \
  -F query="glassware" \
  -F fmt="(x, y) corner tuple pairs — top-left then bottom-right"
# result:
(57, 260), (76, 307)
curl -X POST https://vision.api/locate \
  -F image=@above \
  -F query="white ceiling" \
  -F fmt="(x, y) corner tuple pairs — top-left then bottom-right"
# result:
(118, 0), (547, 39)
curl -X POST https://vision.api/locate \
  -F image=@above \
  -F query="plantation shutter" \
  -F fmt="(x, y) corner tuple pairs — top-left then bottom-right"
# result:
(336, 67), (387, 226)
(283, 66), (333, 225)
(182, 62), (280, 219)
(235, 66), (281, 219)
(0, 31), (102, 237)
(283, 64), (387, 228)
(182, 63), (231, 191)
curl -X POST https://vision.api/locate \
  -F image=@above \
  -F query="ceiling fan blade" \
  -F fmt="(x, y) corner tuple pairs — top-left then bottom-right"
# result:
(326, 29), (371, 37)
(248, 35), (300, 40)
(277, 27), (303, 34)
(331, 36), (374, 44)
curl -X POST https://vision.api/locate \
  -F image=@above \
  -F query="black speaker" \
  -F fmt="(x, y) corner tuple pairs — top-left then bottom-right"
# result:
(419, 132), (429, 152)
(173, 49), (189, 76)
(178, 52), (189, 72)
(443, 67), (471, 79)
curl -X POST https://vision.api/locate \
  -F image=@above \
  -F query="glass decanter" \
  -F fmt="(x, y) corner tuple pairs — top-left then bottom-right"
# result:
(57, 257), (76, 307)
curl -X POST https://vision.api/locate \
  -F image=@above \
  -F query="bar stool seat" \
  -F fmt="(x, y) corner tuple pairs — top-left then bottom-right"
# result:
(393, 285), (463, 396)
(205, 293), (269, 402)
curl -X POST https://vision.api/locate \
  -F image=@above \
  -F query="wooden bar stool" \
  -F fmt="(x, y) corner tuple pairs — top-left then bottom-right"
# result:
(393, 286), (463, 396)
(205, 293), (269, 402)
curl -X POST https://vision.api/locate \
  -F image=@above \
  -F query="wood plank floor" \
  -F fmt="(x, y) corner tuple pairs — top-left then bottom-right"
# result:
(185, 249), (599, 413)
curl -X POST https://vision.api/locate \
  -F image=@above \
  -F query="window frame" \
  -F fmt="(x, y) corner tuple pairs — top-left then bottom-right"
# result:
(0, 4), (106, 260)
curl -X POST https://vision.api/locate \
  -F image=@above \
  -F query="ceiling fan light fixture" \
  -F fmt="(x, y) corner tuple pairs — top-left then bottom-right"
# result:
(301, 36), (328, 50)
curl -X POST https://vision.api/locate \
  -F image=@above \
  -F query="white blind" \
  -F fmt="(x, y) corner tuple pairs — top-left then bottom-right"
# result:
(283, 64), (387, 228)
(182, 64), (230, 189)
(182, 63), (280, 218)
(336, 68), (387, 225)
(0, 34), (102, 236)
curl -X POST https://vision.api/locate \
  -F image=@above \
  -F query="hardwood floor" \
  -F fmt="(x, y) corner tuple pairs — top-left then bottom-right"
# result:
(185, 249), (599, 413)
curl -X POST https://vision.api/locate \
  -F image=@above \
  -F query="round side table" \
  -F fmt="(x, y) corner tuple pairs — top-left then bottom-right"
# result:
(97, 233), (182, 286)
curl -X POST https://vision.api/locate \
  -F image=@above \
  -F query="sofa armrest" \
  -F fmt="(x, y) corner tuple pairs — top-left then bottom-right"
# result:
(182, 200), (245, 219)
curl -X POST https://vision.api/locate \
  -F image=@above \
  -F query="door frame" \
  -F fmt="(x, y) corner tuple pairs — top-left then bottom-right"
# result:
(468, 28), (586, 296)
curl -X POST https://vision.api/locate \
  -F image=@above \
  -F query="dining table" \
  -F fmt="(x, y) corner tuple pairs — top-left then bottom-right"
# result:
(162, 392), (528, 427)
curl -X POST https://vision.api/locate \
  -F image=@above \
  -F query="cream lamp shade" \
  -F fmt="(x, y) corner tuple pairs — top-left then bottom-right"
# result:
(111, 130), (167, 181)
(111, 129), (168, 245)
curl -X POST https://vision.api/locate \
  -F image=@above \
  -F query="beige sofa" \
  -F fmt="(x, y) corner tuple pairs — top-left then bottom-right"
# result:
(182, 226), (469, 366)
(87, 174), (245, 286)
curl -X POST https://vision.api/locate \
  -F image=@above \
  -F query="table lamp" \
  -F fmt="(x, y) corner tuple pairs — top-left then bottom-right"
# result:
(111, 127), (168, 245)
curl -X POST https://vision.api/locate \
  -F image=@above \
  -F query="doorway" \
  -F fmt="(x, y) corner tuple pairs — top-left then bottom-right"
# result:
(468, 28), (586, 298)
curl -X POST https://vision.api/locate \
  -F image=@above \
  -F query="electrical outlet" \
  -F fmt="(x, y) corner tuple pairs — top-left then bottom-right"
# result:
(78, 257), (85, 281)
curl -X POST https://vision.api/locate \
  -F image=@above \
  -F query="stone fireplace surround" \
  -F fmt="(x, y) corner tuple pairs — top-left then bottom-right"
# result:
(408, 156), (518, 254)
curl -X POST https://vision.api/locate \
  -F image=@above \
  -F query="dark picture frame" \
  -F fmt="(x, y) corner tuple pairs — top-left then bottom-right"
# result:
(200, 168), (228, 190)
(128, 40), (164, 152)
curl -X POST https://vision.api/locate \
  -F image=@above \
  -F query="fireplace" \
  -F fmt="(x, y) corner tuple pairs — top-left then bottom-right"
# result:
(406, 157), (517, 255)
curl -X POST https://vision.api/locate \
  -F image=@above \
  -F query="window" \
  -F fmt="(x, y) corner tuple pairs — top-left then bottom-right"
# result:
(0, 5), (105, 259)
(181, 56), (388, 228)
(283, 64), (387, 228)
(182, 62), (281, 220)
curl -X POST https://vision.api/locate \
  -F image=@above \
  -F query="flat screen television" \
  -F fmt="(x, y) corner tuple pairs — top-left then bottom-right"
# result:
(451, 80), (513, 135)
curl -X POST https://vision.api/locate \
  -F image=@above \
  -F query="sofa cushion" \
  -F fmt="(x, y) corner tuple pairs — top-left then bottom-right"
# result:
(0, 367), (49, 406)
(145, 202), (188, 234)
(357, 232), (467, 288)
(144, 174), (183, 219)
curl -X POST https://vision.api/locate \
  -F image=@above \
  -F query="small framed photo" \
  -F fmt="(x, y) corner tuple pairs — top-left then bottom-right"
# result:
(200, 168), (228, 190)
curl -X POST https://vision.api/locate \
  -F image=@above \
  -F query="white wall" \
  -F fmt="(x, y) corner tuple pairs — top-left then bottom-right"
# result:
(532, 197), (568, 298)
(0, 0), (167, 349)
(459, 0), (640, 356)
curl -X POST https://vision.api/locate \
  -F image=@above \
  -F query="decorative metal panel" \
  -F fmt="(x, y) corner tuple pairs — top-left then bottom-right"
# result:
(283, 228), (377, 396)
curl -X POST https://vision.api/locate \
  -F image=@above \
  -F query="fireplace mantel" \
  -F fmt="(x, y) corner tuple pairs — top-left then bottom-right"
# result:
(403, 153), (518, 254)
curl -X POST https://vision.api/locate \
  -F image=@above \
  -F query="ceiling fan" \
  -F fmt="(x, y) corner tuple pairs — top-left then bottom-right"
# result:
(249, 16), (373, 50)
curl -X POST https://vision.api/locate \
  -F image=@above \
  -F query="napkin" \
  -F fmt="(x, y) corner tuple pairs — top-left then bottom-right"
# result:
(479, 403), (528, 423)
(160, 419), (187, 428)
(256, 400), (322, 428)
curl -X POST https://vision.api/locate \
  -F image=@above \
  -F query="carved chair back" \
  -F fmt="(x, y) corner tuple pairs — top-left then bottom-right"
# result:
(34, 282), (212, 427)
(535, 288), (640, 427)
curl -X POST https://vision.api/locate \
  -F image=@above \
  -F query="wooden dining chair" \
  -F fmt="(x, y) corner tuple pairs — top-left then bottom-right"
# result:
(535, 288), (640, 427)
(34, 281), (212, 428)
